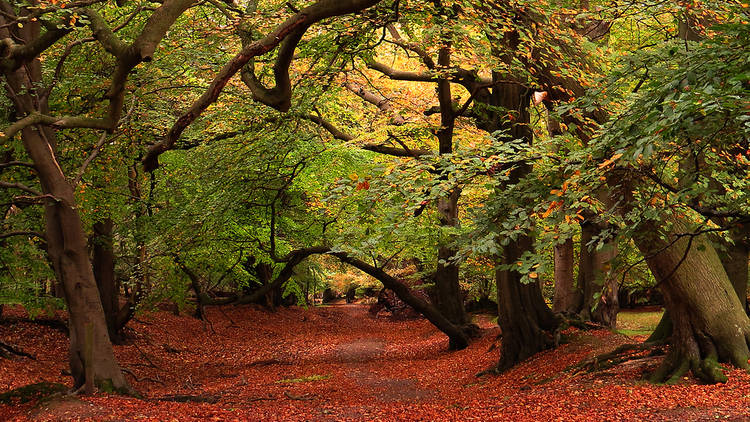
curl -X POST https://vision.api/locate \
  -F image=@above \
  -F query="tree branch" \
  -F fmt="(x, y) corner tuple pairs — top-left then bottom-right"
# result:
(144, 0), (384, 171)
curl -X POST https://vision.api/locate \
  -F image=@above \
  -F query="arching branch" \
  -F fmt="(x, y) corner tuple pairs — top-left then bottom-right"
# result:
(143, 0), (384, 171)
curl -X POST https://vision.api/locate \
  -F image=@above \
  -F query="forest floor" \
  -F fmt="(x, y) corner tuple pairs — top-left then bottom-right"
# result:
(1, 303), (750, 421)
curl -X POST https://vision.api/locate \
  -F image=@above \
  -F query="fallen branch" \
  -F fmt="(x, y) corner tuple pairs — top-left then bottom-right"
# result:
(121, 367), (165, 385)
(0, 340), (35, 359)
(158, 393), (221, 404)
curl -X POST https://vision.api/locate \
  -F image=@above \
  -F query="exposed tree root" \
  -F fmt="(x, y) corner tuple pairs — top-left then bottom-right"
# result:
(569, 340), (666, 375)
(648, 351), (727, 384)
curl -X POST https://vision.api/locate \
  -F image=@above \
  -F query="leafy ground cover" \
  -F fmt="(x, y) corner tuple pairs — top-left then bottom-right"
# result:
(1, 303), (749, 421)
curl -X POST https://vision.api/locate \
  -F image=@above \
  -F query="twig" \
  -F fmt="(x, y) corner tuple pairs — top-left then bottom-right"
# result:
(284, 391), (315, 401)
(132, 342), (162, 370)
(122, 367), (166, 385)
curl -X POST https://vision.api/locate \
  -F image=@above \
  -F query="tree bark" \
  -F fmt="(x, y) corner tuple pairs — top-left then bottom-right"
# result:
(92, 219), (122, 343)
(489, 80), (560, 370)
(718, 232), (749, 313)
(432, 37), (470, 328)
(1, 24), (128, 390)
(553, 238), (580, 313)
(22, 129), (129, 392)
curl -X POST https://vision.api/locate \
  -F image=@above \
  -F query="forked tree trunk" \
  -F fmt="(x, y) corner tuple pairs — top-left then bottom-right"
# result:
(23, 128), (130, 392)
(553, 238), (581, 313)
(638, 219), (750, 383)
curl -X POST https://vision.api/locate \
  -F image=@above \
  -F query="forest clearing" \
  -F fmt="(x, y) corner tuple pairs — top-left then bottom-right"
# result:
(2, 303), (750, 421)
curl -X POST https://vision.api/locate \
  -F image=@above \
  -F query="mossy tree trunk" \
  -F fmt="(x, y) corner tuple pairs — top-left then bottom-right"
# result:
(637, 219), (750, 383)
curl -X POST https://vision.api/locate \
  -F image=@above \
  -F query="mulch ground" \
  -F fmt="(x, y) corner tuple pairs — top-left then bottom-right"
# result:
(1, 303), (749, 421)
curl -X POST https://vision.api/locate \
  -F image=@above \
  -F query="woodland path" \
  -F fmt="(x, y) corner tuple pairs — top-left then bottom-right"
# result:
(1, 303), (750, 421)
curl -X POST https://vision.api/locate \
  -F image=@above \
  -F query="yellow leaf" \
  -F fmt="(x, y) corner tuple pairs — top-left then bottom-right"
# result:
(529, 272), (538, 279)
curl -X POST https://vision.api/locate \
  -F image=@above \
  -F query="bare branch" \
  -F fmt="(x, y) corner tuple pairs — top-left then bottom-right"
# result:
(0, 180), (42, 196)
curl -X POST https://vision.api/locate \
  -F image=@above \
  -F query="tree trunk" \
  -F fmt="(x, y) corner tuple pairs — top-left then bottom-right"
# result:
(489, 80), (560, 370)
(334, 252), (470, 349)
(553, 238), (580, 313)
(578, 221), (619, 328)
(435, 189), (470, 325)
(637, 219), (750, 383)
(431, 39), (471, 328)
(496, 235), (559, 371)
(92, 219), (122, 343)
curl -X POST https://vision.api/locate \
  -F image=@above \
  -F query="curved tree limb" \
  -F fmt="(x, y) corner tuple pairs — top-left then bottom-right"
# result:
(144, 0), (384, 171)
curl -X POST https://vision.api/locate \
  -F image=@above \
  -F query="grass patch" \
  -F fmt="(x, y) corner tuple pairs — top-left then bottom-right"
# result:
(616, 309), (663, 337)
(276, 374), (330, 384)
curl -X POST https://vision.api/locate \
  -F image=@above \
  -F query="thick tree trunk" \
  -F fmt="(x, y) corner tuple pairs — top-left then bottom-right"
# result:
(637, 219), (750, 383)
(482, 78), (560, 370)
(25, 128), (129, 392)
(92, 219), (122, 343)
(496, 235), (559, 371)
(553, 238), (580, 313)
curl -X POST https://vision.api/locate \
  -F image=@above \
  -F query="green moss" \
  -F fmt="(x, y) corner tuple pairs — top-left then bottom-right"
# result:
(0, 382), (68, 404)
(276, 374), (330, 384)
